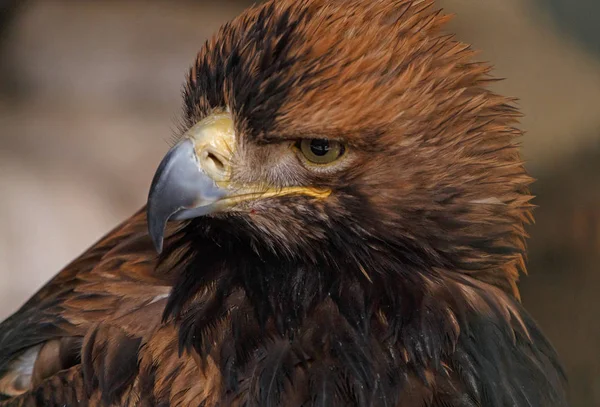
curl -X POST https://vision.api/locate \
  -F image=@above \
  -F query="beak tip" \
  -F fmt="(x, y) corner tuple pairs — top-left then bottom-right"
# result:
(153, 237), (164, 254)
(147, 206), (165, 254)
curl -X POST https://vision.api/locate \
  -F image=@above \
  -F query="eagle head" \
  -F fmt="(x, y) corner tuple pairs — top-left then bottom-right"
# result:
(145, 1), (564, 405)
(149, 0), (530, 294)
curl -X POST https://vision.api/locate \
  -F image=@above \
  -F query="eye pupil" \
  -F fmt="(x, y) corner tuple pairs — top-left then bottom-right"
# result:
(310, 139), (330, 156)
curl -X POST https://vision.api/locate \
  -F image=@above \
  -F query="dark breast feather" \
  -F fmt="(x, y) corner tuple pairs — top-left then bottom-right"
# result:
(0, 208), (569, 406)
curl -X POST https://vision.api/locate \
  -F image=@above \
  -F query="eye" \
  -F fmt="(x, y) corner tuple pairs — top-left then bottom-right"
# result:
(296, 139), (346, 165)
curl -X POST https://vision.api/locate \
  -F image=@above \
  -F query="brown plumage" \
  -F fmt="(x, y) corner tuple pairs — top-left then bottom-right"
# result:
(0, 0), (568, 406)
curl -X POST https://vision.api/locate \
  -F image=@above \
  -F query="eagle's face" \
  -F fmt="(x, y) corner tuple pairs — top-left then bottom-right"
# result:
(148, 0), (531, 296)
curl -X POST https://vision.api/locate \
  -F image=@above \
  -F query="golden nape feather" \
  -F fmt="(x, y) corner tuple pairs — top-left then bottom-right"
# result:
(0, 0), (568, 406)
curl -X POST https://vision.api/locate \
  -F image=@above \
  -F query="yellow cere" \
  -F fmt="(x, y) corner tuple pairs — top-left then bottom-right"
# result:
(185, 112), (236, 183)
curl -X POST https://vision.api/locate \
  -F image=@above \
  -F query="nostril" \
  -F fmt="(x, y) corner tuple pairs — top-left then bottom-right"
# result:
(207, 151), (225, 172)
(201, 149), (228, 179)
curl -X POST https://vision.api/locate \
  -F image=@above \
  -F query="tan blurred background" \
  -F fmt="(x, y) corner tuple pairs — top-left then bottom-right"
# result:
(0, 0), (598, 405)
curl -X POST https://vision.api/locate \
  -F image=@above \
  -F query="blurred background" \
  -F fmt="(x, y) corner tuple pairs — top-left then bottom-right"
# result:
(0, 0), (598, 405)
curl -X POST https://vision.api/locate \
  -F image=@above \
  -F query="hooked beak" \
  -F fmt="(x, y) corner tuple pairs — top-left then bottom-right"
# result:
(147, 113), (235, 252)
(147, 112), (330, 253)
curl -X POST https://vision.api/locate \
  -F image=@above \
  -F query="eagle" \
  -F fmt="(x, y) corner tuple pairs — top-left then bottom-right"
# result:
(0, 0), (568, 406)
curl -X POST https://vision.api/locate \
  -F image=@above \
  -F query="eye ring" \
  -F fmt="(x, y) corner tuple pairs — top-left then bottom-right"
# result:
(295, 138), (346, 165)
